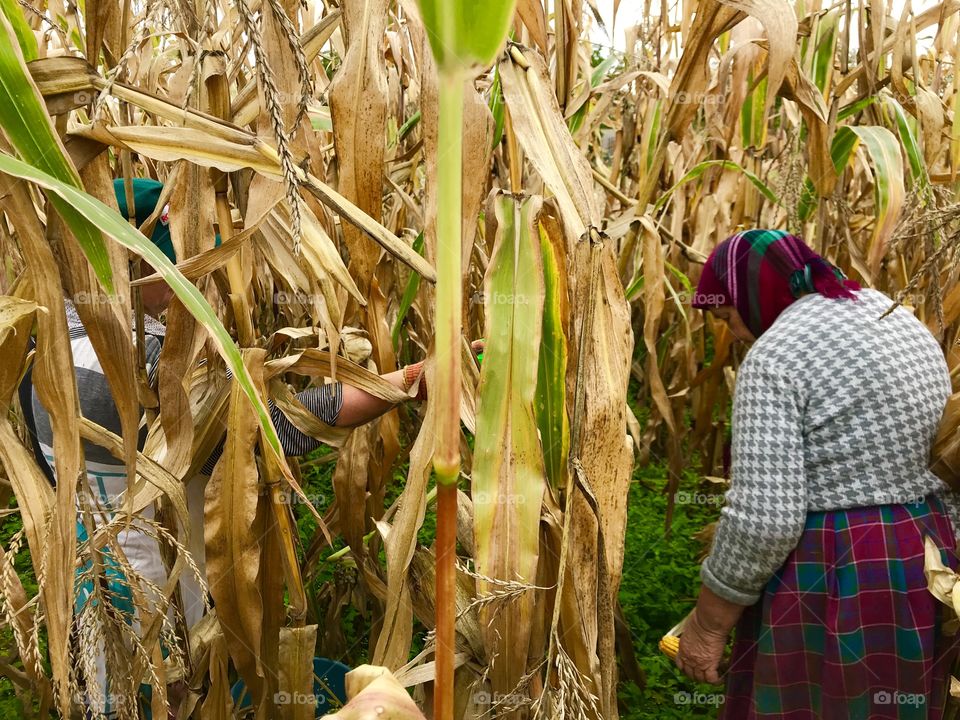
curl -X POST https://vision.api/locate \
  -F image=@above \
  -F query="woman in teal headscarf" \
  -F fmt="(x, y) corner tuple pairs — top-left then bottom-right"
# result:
(22, 177), (462, 718)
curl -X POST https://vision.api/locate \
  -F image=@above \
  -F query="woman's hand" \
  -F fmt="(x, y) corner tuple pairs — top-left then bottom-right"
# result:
(675, 609), (729, 684)
(674, 584), (746, 684)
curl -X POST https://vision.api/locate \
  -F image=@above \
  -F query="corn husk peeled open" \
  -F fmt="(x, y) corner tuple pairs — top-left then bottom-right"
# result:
(658, 612), (690, 661)
(322, 665), (427, 720)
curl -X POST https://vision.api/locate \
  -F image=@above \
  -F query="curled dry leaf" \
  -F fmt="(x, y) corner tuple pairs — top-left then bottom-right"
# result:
(923, 535), (958, 607)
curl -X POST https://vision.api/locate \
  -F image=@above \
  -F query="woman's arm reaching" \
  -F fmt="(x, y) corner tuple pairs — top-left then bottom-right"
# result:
(335, 367), (414, 428)
(202, 340), (482, 470)
(200, 362), (426, 473)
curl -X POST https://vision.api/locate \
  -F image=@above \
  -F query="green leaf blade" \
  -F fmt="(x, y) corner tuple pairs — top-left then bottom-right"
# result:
(0, 152), (283, 460)
(417, 0), (518, 74)
(0, 10), (113, 292)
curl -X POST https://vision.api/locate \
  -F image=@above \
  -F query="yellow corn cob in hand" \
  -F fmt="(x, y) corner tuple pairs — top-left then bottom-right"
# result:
(659, 634), (680, 660)
(659, 611), (692, 661)
(660, 610), (733, 674)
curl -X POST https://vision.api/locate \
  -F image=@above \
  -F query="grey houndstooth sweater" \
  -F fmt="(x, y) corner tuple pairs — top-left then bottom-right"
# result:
(701, 288), (958, 605)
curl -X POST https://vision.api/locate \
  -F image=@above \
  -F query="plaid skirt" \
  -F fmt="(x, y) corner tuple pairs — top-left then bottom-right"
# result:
(720, 495), (959, 720)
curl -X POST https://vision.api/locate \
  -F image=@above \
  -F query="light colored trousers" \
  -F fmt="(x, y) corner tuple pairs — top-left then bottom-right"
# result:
(78, 471), (208, 718)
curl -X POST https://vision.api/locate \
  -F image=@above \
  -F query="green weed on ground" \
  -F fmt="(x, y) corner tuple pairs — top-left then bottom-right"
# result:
(617, 460), (725, 719)
(296, 438), (728, 719)
(0, 425), (728, 718)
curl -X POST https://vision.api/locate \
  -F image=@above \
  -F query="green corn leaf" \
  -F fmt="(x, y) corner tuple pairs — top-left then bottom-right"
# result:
(740, 71), (756, 148)
(830, 125), (863, 166)
(535, 223), (568, 490)
(489, 66), (506, 150)
(398, 110), (422, 143)
(391, 231), (425, 350)
(797, 178), (816, 221)
(653, 159), (780, 211)
(625, 274), (644, 302)
(883, 93), (928, 193)
(0, 10), (113, 292)
(416, 0), (518, 75)
(487, 28), (514, 150)
(664, 260), (693, 293)
(0, 0), (35, 61)
(308, 106), (333, 132)
(798, 124), (861, 221)
(591, 53), (618, 87)
(798, 125), (903, 270)
(567, 102), (589, 135)
(810, 9), (839, 95)
(0, 151), (284, 460)
(664, 275), (687, 322)
(740, 70), (767, 150)
(839, 125), (904, 274)
(664, 260), (692, 321)
(645, 100), (662, 171)
(473, 193), (546, 684)
(838, 96), (876, 121)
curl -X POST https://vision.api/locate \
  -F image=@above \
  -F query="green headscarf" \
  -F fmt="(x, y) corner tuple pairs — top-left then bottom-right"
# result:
(113, 178), (176, 263)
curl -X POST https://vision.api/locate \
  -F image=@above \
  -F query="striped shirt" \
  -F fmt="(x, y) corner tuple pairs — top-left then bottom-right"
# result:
(27, 300), (343, 492)
(28, 300), (342, 717)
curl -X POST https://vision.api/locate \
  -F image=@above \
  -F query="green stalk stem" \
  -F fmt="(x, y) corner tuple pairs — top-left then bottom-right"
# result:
(433, 69), (464, 720)
(434, 70), (463, 479)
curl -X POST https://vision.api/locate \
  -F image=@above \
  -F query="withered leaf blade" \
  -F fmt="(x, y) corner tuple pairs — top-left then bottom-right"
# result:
(205, 349), (267, 701)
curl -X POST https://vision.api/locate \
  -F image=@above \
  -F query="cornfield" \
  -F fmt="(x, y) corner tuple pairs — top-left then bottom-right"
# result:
(0, 0), (959, 716)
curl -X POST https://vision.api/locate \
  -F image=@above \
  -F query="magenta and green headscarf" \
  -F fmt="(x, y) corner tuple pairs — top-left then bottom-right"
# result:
(692, 229), (861, 338)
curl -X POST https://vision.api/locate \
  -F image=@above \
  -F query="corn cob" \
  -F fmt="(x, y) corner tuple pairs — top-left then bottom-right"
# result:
(658, 611), (692, 661)
(659, 634), (680, 660)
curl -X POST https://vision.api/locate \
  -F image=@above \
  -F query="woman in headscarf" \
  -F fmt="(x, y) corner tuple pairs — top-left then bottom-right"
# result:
(676, 229), (960, 719)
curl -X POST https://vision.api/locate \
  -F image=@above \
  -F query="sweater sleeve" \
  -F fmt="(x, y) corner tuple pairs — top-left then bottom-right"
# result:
(931, 368), (960, 547)
(700, 357), (808, 605)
